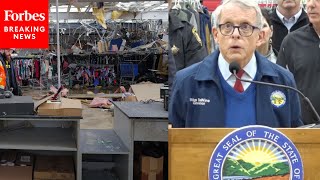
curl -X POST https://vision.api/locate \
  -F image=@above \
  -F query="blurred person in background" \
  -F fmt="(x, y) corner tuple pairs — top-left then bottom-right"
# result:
(270, 0), (309, 52)
(0, 49), (21, 96)
(277, 0), (320, 125)
(256, 8), (278, 63)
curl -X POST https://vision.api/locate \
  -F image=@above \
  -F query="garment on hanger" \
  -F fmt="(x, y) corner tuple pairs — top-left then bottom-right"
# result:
(45, 60), (50, 73)
(169, 9), (208, 71)
(186, 4), (200, 34)
(199, 6), (212, 54)
(48, 66), (53, 80)
(109, 38), (123, 51)
(33, 59), (40, 79)
(13, 59), (39, 81)
(182, 8), (198, 33)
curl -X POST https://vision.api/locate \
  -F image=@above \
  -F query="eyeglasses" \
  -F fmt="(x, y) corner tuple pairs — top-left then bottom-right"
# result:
(218, 23), (260, 37)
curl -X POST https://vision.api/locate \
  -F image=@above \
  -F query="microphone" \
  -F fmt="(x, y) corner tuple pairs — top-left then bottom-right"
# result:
(229, 61), (320, 128)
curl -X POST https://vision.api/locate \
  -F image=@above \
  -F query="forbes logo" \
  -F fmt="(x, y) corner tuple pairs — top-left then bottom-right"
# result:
(4, 10), (45, 22)
(208, 125), (303, 180)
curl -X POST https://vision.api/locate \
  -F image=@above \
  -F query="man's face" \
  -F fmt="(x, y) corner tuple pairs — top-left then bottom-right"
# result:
(277, 0), (301, 10)
(213, 4), (263, 65)
(306, 0), (320, 26)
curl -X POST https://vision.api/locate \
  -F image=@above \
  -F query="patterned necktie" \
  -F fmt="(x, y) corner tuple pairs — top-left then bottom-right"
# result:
(234, 69), (245, 92)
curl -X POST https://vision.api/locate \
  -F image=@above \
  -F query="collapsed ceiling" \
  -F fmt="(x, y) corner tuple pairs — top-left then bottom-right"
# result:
(50, 1), (168, 13)
(49, 1), (168, 23)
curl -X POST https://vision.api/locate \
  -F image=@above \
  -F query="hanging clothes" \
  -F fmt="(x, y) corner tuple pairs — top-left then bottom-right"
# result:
(40, 60), (46, 75)
(13, 58), (51, 89)
(182, 6), (198, 33)
(33, 59), (40, 79)
(48, 66), (53, 80)
(169, 9), (208, 71)
(199, 6), (212, 54)
(109, 38), (123, 51)
(186, 4), (201, 34)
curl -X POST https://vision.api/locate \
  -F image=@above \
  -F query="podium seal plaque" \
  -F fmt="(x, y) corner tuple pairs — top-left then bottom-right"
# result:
(208, 125), (303, 180)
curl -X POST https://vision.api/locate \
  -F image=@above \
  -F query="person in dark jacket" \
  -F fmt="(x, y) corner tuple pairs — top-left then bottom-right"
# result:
(270, 0), (309, 52)
(169, 9), (208, 72)
(0, 49), (22, 96)
(169, 0), (303, 128)
(168, 8), (209, 111)
(277, 0), (320, 125)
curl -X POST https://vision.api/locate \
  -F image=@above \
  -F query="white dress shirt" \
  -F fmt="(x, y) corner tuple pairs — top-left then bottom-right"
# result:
(218, 54), (257, 91)
(276, 8), (303, 31)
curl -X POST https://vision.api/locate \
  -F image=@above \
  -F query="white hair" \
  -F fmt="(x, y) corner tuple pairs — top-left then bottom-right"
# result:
(215, 0), (263, 29)
(211, 5), (222, 28)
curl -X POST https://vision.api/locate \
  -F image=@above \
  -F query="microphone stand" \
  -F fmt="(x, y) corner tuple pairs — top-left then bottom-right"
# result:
(232, 70), (320, 128)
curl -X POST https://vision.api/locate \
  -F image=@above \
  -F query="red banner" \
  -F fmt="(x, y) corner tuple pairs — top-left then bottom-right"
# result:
(0, 0), (49, 48)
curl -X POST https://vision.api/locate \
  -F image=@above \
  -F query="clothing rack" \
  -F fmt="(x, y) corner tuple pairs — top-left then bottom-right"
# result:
(63, 53), (117, 88)
(12, 57), (44, 94)
(12, 54), (37, 59)
(12, 56), (68, 91)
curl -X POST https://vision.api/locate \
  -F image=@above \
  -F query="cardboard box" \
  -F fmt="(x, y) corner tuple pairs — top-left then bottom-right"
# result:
(141, 156), (163, 180)
(33, 156), (75, 180)
(130, 83), (163, 102)
(37, 98), (82, 117)
(123, 94), (138, 102)
(0, 166), (33, 180)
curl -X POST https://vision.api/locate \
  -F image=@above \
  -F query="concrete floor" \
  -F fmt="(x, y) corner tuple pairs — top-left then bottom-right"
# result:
(22, 87), (114, 130)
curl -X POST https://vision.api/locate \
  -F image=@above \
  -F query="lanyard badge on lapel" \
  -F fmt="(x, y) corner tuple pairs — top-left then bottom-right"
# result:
(270, 90), (286, 108)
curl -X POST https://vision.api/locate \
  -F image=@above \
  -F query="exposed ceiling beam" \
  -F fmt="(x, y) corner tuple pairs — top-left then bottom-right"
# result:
(49, 12), (94, 20)
(64, 5), (72, 22)
(50, 10), (167, 22)
(143, 2), (165, 12)
(85, 5), (91, 12)
(105, 11), (168, 21)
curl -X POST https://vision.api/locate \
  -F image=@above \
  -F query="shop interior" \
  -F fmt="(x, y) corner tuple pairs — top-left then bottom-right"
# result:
(0, 1), (168, 180)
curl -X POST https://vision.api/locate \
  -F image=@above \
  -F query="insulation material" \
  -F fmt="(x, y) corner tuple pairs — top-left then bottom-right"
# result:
(111, 10), (124, 20)
(89, 97), (113, 109)
(68, 0), (89, 11)
(92, 7), (107, 29)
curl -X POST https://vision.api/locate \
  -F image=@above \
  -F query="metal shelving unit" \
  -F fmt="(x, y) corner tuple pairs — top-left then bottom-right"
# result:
(80, 129), (130, 180)
(0, 128), (76, 151)
(0, 116), (82, 180)
(113, 102), (168, 180)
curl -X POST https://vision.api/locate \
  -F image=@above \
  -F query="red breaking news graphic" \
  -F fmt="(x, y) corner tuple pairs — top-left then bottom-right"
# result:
(0, 0), (49, 48)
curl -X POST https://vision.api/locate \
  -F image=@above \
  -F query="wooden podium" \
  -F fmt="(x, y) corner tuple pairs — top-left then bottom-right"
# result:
(169, 127), (320, 180)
